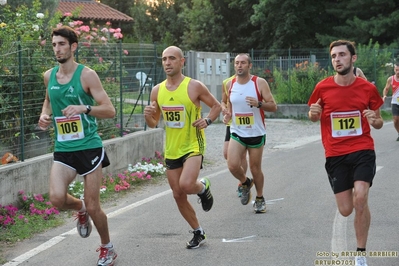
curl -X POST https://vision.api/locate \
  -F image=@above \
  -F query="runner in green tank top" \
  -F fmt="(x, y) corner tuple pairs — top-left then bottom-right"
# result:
(144, 46), (221, 249)
(38, 26), (117, 266)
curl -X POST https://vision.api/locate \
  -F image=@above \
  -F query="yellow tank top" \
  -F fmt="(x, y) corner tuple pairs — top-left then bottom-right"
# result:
(223, 75), (235, 126)
(158, 77), (206, 159)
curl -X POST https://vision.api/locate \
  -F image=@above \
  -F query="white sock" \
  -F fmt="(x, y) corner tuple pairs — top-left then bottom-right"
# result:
(79, 199), (86, 213)
(194, 227), (204, 234)
(101, 242), (113, 248)
(199, 183), (206, 194)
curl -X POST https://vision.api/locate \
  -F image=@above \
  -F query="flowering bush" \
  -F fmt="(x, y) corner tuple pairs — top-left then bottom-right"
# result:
(0, 152), (165, 243)
(0, 191), (59, 229)
(70, 151), (165, 196)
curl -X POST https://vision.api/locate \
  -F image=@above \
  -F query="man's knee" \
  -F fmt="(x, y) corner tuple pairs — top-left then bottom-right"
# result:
(49, 192), (66, 209)
(338, 205), (353, 217)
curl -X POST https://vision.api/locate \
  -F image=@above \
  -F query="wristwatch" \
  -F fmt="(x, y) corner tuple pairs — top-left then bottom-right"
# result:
(257, 101), (263, 108)
(204, 117), (212, 125)
(85, 105), (92, 114)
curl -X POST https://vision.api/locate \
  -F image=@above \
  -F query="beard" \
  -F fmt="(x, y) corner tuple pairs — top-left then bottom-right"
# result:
(57, 58), (68, 64)
(336, 65), (352, 76)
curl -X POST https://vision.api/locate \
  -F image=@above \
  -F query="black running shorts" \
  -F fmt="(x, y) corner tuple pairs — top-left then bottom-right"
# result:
(54, 147), (110, 176)
(165, 152), (203, 170)
(325, 150), (376, 194)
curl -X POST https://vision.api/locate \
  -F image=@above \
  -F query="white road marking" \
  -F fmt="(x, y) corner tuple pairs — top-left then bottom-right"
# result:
(251, 197), (285, 205)
(222, 235), (257, 243)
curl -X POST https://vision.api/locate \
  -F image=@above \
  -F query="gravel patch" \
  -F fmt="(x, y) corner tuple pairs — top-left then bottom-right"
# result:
(203, 119), (321, 169)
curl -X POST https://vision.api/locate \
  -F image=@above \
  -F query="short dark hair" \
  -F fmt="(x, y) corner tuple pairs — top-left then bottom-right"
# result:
(235, 53), (252, 64)
(51, 26), (78, 45)
(329, 40), (356, 56)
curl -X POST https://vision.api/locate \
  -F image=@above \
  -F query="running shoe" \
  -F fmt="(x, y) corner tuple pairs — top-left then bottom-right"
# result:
(97, 245), (117, 266)
(253, 197), (267, 213)
(186, 229), (206, 249)
(237, 183), (243, 197)
(75, 211), (92, 238)
(240, 177), (253, 205)
(355, 256), (367, 266)
(197, 177), (213, 212)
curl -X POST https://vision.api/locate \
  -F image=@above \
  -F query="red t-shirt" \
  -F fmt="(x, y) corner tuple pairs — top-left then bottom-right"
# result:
(308, 76), (383, 158)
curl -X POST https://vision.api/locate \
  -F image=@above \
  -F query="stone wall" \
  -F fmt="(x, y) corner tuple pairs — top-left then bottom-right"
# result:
(0, 128), (164, 206)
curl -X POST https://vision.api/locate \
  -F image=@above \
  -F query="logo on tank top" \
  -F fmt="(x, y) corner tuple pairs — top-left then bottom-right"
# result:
(169, 97), (174, 101)
(65, 86), (77, 98)
(50, 86), (60, 90)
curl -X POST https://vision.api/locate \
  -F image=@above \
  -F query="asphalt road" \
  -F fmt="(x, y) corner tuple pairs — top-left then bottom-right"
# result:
(3, 122), (399, 266)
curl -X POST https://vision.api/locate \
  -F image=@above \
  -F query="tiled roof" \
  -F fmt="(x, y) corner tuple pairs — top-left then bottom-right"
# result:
(58, 1), (133, 22)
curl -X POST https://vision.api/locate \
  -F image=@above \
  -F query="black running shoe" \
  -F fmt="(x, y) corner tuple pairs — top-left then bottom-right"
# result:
(197, 177), (213, 212)
(186, 230), (206, 249)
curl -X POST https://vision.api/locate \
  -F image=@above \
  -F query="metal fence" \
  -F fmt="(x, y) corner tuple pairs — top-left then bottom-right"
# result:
(0, 41), (166, 163)
(1, 43), (399, 163)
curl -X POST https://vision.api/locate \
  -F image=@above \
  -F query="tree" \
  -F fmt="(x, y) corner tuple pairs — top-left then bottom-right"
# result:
(178, 0), (227, 51)
(317, 0), (399, 47)
(250, 0), (335, 49)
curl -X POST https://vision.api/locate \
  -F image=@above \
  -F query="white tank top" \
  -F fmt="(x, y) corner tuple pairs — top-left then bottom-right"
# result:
(229, 75), (266, 137)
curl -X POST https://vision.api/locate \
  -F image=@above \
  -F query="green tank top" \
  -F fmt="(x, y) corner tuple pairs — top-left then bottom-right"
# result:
(157, 77), (206, 159)
(48, 64), (102, 152)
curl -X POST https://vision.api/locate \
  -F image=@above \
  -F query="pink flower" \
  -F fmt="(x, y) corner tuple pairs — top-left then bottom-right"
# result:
(40, 39), (46, 46)
(113, 33), (123, 39)
(114, 185), (121, 192)
(34, 194), (44, 202)
(74, 20), (84, 26)
(109, 28), (115, 33)
(106, 21), (111, 26)
(115, 28), (121, 33)
(98, 57), (103, 63)
(101, 28), (109, 33)
(22, 195), (28, 201)
(18, 190), (24, 195)
(79, 25), (90, 32)
(63, 12), (72, 17)
(85, 35), (94, 41)
(101, 36), (107, 42)
(123, 50), (129, 55)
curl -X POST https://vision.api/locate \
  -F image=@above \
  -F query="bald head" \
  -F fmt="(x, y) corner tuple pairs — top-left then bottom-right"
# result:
(163, 46), (184, 59)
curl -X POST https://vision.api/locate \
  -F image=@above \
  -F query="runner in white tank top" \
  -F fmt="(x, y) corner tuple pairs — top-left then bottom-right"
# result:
(223, 53), (277, 213)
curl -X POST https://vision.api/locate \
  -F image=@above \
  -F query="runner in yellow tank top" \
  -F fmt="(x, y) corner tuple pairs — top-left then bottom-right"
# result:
(157, 76), (205, 159)
(144, 46), (221, 249)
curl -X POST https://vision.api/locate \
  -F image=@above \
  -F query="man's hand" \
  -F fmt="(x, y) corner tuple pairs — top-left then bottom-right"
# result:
(62, 105), (85, 118)
(38, 114), (52, 130)
(144, 101), (157, 118)
(309, 98), (322, 121)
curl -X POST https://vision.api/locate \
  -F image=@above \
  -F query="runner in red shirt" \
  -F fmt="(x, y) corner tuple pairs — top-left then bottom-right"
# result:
(308, 40), (383, 266)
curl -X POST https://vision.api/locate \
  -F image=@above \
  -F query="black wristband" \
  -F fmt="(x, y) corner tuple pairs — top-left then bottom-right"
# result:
(257, 101), (262, 108)
(205, 118), (212, 125)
